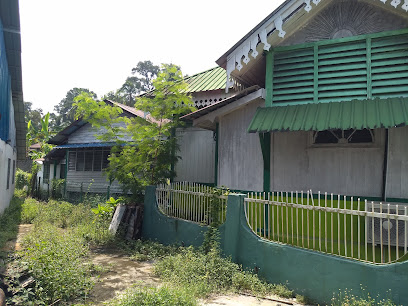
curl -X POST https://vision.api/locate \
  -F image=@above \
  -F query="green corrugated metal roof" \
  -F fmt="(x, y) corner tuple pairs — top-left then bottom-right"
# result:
(248, 97), (408, 133)
(183, 67), (227, 93)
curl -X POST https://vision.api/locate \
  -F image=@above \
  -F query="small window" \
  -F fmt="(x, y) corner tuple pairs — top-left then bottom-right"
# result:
(102, 150), (110, 169)
(84, 151), (94, 171)
(68, 151), (76, 171)
(314, 129), (373, 144)
(93, 150), (103, 171)
(12, 160), (15, 184)
(76, 151), (85, 171)
(6, 158), (10, 190)
(43, 162), (50, 184)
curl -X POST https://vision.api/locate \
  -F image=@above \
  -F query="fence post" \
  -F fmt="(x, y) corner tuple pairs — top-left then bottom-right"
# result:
(142, 185), (157, 240)
(223, 193), (246, 262)
(80, 182), (83, 203)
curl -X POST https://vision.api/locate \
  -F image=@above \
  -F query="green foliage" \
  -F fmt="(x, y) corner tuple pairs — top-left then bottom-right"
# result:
(110, 285), (197, 306)
(154, 246), (277, 298)
(118, 239), (182, 261)
(331, 288), (397, 306)
(50, 178), (65, 199)
(21, 197), (41, 224)
(15, 169), (31, 189)
(17, 225), (94, 304)
(75, 64), (195, 201)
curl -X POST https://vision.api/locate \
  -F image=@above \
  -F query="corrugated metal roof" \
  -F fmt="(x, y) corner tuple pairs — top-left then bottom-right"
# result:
(183, 67), (227, 93)
(248, 97), (408, 133)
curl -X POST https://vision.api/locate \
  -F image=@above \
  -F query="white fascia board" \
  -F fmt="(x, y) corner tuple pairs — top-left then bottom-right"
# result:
(193, 88), (265, 128)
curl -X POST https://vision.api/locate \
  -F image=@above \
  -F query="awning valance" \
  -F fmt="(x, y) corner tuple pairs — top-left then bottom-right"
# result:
(248, 97), (408, 133)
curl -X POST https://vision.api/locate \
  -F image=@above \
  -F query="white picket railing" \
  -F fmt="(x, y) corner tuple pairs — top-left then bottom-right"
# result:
(156, 182), (228, 225)
(245, 190), (408, 264)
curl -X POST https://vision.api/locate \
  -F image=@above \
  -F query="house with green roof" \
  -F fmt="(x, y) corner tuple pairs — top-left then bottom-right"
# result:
(182, 0), (408, 201)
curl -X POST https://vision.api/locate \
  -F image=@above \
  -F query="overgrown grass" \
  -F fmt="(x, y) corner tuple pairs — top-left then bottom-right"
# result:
(118, 239), (183, 261)
(154, 246), (293, 299)
(331, 288), (397, 306)
(109, 285), (197, 306)
(3, 190), (115, 304)
(16, 225), (93, 304)
(0, 193), (23, 252)
(21, 196), (114, 244)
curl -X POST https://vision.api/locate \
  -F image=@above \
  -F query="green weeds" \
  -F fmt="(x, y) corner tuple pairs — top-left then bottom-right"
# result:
(110, 285), (197, 306)
(331, 288), (397, 306)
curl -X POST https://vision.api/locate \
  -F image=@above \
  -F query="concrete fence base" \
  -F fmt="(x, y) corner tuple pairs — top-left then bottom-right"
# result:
(142, 186), (408, 304)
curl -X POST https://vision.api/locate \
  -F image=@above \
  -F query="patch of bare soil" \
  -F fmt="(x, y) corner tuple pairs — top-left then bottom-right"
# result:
(202, 294), (300, 306)
(87, 248), (160, 305)
(1, 224), (34, 252)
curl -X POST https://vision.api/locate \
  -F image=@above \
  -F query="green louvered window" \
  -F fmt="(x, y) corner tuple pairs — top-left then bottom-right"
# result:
(267, 29), (408, 106)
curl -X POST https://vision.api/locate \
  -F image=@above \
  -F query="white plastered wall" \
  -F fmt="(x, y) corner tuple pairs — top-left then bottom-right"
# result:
(0, 140), (16, 214)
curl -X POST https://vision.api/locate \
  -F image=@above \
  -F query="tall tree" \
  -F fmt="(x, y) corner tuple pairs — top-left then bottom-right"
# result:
(24, 102), (43, 133)
(74, 64), (194, 201)
(131, 60), (159, 93)
(118, 76), (141, 106)
(51, 88), (97, 131)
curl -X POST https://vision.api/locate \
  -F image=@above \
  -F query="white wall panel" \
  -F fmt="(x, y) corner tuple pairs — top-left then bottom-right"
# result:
(175, 127), (215, 183)
(218, 100), (264, 191)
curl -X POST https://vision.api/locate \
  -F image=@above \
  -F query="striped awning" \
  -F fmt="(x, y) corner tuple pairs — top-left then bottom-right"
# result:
(248, 97), (408, 133)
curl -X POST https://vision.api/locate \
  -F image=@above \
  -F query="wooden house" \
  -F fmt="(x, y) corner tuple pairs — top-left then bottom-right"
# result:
(0, 0), (25, 213)
(183, 0), (408, 201)
(42, 68), (240, 195)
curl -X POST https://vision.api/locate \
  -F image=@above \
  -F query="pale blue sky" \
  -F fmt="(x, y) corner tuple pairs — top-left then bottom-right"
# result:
(19, 0), (282, 113)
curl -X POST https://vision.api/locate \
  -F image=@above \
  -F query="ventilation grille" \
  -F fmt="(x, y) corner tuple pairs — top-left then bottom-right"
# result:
(269, 31), (408, 105)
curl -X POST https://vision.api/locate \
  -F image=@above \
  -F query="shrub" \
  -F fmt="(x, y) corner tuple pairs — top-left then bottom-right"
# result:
(0, 195), (23, 250)
(118, 239), (182, 261)
(15, 169), (30, 190)
(110, 285), (197, 306)
(19, 224), (93, 304)
(20, 197), (41, 223)
(154, 246), (275, 298)
(331, 288), (396, 306)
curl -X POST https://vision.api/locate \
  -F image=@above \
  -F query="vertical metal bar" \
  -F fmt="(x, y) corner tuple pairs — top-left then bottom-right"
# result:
(291, 191), (294, 245)
(286, 192), (289, 243)
(365, 199), (368, 261)
(251, 192), (254, 232)
(296, 191), (299, 246)
(405, 206), (408, 256)
(331, 193), (334, 254)
(277, 192), (280, 242)
(351, 197), (354, 259)
(301, 191), (304, 248)
(344, 196), (347, 257)
(268, 192), (271, 240)
(313, 191), (316, 250)
(272, 192), (275, 240)
(358, 198), (361, 260)
(324, 192), (327, 252)
(380, 202), (384, 264)
(388, 204), (391, 263)
(307, 191), (310, 249)
(264, 192), (266, 238)
(396, 204), (399, 261)
(319, 191), (321, 251)
(338, 195), (341, 256)
(281, 192), (285, 243)
(371, 201), (376, 263)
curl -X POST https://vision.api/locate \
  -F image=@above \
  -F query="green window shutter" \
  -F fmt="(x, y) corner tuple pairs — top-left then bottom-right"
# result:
(267, 30), (408, 106)
(371, 33), (408, 99)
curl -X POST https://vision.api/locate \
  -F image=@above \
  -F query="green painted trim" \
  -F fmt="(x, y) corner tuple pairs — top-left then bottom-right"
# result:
(258, 133), (271, 192)
(266, 52), (274, 107)
(214, 123), (219, 186)
(272, 28), (408, 53)
(366, 37), (372, 99)
(313, 45), (318, 103)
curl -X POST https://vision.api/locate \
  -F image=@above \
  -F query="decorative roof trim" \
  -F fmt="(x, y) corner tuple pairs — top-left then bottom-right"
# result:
(224, 0), (408, 93)
(225, 0), (321, 92)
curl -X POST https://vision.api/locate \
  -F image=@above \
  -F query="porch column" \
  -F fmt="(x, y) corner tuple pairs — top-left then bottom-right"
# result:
(259, 132), (271, 192)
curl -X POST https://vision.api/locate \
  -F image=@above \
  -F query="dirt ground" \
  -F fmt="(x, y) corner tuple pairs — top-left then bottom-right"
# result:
(4, 225), (301, 306)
